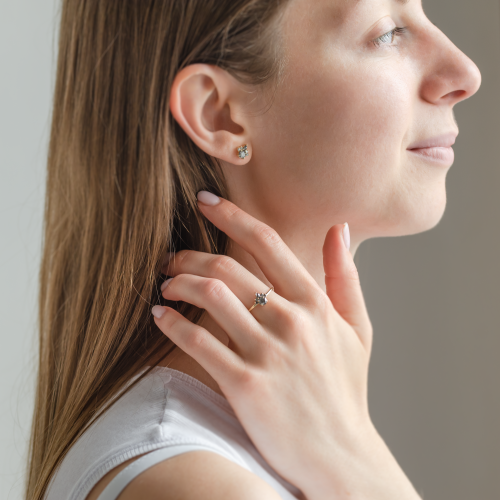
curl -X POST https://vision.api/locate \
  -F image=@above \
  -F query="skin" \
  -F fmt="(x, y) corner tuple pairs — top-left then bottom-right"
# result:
(142, 0), (482, 497)
(157, 0), (481, 395)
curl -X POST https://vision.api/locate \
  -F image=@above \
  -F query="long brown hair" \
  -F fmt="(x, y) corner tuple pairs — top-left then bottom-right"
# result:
(26, 1), (288, 498)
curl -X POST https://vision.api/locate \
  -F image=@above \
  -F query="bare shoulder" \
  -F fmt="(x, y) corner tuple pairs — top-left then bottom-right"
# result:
(86, 450), (283, 500)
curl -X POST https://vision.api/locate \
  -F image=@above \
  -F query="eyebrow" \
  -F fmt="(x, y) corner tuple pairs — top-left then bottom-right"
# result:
(332, 0), (411, 29)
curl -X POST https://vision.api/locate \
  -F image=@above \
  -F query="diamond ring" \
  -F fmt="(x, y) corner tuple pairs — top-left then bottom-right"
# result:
(248, 286), (274, 313)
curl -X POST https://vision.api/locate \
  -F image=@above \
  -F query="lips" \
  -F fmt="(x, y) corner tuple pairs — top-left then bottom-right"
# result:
(407, 132), (458, 165)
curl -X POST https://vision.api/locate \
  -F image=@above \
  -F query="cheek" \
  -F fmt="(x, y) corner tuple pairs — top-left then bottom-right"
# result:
(316, 64), (410, 159)
(250, 56), (445, 235)
(271, 61), (413, 204)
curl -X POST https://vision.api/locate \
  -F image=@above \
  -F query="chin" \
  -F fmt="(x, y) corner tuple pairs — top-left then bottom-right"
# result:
(363, 186), (448, 238)
(391, 191), (448, 236)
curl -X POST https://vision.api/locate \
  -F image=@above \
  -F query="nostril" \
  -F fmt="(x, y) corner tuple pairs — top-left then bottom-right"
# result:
(444, 89), (467, 101)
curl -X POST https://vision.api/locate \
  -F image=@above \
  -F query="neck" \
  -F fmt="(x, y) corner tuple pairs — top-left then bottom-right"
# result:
(156, 218), (361, 396)
(226, 227), (360, 295)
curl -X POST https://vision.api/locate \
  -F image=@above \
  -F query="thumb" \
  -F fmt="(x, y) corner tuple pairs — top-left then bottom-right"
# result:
(322, 223), (372, 352)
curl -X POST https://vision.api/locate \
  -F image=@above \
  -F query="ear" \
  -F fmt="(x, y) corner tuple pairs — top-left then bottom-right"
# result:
(169, 64), (252, 165)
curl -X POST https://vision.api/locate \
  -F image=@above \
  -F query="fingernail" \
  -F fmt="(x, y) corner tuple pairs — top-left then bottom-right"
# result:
(152, 305), (166, 319)
(161, 278), (173, 291)
(197, 191), (220, 206)
(342, 223), (350, 250)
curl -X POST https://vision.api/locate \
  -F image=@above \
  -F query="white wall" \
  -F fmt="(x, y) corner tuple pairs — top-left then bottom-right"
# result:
(0, 1), (58, 498)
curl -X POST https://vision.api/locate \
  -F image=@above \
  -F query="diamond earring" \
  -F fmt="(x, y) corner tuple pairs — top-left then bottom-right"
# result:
(237, 144), (249, 159)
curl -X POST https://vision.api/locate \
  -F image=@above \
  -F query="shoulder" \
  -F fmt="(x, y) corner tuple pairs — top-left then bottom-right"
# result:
(86, 450), (283, 500)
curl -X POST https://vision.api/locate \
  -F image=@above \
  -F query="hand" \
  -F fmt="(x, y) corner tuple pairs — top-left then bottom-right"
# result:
(152, 191), (374, 496)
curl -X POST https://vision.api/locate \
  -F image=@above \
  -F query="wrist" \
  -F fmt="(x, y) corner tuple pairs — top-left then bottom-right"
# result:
(295, 423), (422, 500)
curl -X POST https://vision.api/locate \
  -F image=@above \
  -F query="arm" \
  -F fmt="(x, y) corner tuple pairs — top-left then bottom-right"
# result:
(119, 451), (284, 500)
(87, 450), (283, 500)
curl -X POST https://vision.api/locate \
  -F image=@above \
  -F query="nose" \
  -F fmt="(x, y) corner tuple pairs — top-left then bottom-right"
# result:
(420, 24), (482, 106)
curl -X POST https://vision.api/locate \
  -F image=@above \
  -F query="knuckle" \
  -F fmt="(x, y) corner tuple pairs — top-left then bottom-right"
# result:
(174, 249), (190, 261)
(226, 204), (242, 221)
(162, 309), (180, 330)
(208, 255), (237, 277)
(184, 326), (208, 351)
(201, 278), (227, 302)
(254, 224), (282, 249)
(236, 366), (262, 394)
(274, 304), (307, 332)
(305, 292), (331, 315)
(344, 261), (360, 282)
(165, 273), (182, 289)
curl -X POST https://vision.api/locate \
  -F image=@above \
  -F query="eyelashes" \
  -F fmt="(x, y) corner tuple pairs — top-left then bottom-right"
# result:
(373, 27), (408, 47)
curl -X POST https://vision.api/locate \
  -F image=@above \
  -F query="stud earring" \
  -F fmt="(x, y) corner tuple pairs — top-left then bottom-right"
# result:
(237, 144), (249, 159)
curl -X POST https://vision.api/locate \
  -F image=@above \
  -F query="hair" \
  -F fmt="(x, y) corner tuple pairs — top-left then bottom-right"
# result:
(25, 1), (289, 498)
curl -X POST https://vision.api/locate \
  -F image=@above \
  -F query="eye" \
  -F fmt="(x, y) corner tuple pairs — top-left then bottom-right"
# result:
(373, 27), (407, 47)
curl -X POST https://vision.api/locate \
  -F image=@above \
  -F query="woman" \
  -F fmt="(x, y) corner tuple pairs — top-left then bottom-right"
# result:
(26, 0), (481, 499)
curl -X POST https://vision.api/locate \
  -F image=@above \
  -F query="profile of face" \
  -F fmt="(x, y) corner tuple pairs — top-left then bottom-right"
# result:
(170, 0), (481, 261)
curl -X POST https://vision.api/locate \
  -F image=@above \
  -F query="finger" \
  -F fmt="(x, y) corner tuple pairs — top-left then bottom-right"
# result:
(322, 223), (373, 352)
(151, 305), (245, 387)
(196, 191), (316, 304)
(161, 273), (266, 356)
(162, 250), (290, 326)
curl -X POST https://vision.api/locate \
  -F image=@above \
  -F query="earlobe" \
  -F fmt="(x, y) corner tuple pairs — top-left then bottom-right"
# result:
(169, 64), (252, 165)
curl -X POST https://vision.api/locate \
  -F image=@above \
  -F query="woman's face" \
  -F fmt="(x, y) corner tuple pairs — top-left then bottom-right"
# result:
(228, 0), (481, 250)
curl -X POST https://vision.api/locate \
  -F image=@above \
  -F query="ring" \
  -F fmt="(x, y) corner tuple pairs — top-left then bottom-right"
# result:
(248, 286), (274, 313)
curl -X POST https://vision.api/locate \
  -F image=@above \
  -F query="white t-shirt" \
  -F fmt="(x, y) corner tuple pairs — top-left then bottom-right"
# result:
(44, 366), (303, 500)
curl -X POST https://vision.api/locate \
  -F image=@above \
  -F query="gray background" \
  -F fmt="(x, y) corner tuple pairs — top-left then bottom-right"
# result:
(0, 1), (498, 499)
